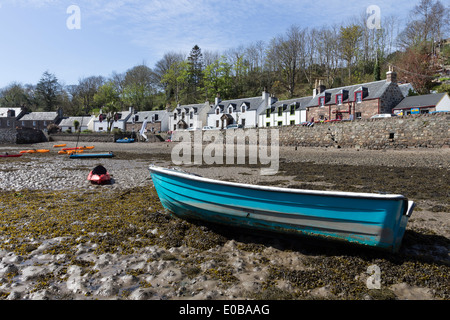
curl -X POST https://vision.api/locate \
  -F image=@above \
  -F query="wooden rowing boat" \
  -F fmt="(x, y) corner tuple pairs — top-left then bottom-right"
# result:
(149, 165), (415, 252)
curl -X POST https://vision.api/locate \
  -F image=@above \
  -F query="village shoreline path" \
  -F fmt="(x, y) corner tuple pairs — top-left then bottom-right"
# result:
(0, 141), (448, 301)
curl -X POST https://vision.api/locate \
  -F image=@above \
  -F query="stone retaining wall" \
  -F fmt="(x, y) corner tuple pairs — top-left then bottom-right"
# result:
(0, 127), (47, 144)
(173, 113), (449, 149)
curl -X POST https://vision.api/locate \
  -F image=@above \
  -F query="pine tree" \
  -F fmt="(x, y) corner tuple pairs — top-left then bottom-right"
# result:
(186, 45), (204, 103)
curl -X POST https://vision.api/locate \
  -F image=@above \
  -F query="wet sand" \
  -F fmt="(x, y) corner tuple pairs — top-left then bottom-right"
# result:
(0, 141), (448, 300)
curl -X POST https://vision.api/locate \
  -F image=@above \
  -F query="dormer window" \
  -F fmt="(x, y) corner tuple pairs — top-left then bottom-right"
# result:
(241, 106), (246, 113)
(336, 94), (343, 105)
(319, 96), (325, 107)
(355, 91), (362, 103)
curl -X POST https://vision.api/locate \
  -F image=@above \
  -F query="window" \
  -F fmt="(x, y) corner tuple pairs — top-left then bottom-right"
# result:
(155, 114), (158, 121)
(356, 112), (361, 119)
(189, 112), (193, 119)
(278, 107), (283, 116)
(266, 109), (271, 117)
(355, 91), (362, 103)
(277, 121), (283, 126)
(216, 108), (220, 115)
(290, 120), (295, 125)
(266, 122), (270, 127)
(241, 106), (246, 113)
(173, 125), (176, 131)
(174, 113), (177, 120)
(182, 112), (185, 119)
(241, 119), (246, 126)
(290, 105), (295, 115)
(228, 107), (233, 114)
(216, 120), (219, 127)
(319, 97), (325, 107)
(336, 94), (343, 105)
(33, 121), (36, 127)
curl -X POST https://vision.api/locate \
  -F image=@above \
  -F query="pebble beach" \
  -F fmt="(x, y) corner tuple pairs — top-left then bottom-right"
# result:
(0, 141), (448, 301)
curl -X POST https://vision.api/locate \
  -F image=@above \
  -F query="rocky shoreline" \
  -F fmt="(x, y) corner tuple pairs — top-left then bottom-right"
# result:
(0, 142), (448, 301)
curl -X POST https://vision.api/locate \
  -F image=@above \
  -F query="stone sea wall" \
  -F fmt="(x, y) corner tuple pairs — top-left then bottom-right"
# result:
(174, 113), (449, 149)
(0, 127), (47, 144)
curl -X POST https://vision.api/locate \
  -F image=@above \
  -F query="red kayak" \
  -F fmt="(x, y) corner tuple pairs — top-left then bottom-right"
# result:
(87, 165), (111, 185)
(0, 154), (22, 158)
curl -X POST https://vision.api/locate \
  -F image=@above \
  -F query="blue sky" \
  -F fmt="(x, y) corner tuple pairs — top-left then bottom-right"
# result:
(0, 0), (414, 88)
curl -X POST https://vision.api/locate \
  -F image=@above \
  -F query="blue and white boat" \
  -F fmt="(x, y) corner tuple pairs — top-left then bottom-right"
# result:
(116, 138), (134, 143)
(149, 165), (415, 252)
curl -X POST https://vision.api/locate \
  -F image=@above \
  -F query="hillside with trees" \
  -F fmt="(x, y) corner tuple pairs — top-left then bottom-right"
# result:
(1, 0), (448, 115)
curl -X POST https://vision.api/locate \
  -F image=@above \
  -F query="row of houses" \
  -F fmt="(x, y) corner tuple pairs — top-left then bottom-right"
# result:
(1, 69), (449, 136)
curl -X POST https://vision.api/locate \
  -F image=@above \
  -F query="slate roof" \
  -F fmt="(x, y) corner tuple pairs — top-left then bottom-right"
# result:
(208, 96), (265, 114)
(0, 108), (22, 118)
(393, 93), (446, 109)
(173, 103), (208, 115)
(59, 116), (91, 127)
(306, 80), (391, 107)
(267, 96), (313, 113)
(20, 112), (59, 121)
(127, 110), (167, 123)
(398, 83), (415, 97)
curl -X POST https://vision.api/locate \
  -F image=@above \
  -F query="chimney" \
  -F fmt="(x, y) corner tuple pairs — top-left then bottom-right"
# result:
(262, 88), (271, 107)
(313, 80), (326, 97)
(215, 93), (221, 106)
(386, 66), (397, 83)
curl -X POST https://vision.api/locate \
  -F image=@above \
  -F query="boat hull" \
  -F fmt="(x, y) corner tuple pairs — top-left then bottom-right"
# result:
(116, 138), (134, 143)
(149, 166), (414, 252)
(87, 172), (111, 184)
(0, 154), (22, 158)
(70, 153), (114, 159)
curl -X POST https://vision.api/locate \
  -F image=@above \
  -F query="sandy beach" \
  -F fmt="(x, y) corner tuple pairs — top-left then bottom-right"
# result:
(0, 141), (448, 301)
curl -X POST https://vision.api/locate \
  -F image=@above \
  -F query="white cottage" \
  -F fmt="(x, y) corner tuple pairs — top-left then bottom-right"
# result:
(59, 116), (93, 132)
(92, 107), (134, 132)
(259, 96), (312, 127)
(207, 91), (276, 129)
(169, 102), (210, 131)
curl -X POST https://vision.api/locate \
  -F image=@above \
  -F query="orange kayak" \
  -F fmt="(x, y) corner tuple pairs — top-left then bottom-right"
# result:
(59, 150), (84, 154)
(20, 149), (49, 154)
(53, 144), (67, 148)
(62, 146), (94, 151)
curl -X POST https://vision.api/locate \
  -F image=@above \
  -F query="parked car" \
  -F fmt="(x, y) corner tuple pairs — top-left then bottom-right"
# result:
(202, 126), (214, 130)
(370, 114), (398, 119)
(226, 124), (243, 129)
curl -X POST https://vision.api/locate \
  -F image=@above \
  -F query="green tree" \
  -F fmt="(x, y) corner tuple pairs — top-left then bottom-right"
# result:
(0, 82), (32, 110)
(93, 81), (121, 131)
(161, 60), (189, 105)
(203, 56), (233, 101)
(339, 25), (363, 82)
(35, 71), (62, 111)
(122, 64), (156, 111)
(186, 45), (204, 103)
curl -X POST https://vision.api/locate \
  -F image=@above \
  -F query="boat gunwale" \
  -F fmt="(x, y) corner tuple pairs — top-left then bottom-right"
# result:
(149, 165), (407, 201)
